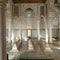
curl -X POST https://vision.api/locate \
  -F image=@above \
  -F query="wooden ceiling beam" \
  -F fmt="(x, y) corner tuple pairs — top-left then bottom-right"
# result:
(13, 0), (46, 3)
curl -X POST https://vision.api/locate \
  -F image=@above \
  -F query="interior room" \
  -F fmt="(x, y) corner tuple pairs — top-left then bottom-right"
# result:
(0, 0), (60, 60)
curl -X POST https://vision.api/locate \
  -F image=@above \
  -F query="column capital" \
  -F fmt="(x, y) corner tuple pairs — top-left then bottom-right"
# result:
(0, 0), (7, 2)
(0, 2), (7, 9)
(0, 0), (7, 6)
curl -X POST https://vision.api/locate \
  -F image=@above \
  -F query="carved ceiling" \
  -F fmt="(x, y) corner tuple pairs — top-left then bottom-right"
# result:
(13, 0), (46, 3)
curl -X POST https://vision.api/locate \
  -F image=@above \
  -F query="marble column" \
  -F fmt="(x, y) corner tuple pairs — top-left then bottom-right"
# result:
(7, 0), (13, 43)
(37, 19), (40, 40)
(44, 17), (48, 44)
(0, 2), (7, 60)
(58, 14), (60, 40)
(47, 0), (55, 43)
(49, 19), (52, 43)
(46, 26), (48, 44)
(8, 20), (11, 42)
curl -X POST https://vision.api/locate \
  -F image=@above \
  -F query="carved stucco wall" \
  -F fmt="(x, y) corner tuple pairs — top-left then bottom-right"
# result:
(47, 0), (60, 39)
(12, 4), (41, 29)
(57, 0), (60, 3)
(6, 2), (60, 39)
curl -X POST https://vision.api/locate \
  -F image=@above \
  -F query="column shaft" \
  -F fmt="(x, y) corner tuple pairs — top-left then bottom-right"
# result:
(8, 20), (11, 42)
(58, 15), (60, 40)
(44, 17), (48, 43)
(37, 20), (40, 40)
(49, 20), (52, 43)
(0, 3), (6, 60)
(47, 0), (55, 43)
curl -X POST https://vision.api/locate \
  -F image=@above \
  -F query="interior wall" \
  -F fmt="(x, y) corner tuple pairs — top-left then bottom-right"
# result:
(6, 3), (60, 39)
(57, 0), (60, 3)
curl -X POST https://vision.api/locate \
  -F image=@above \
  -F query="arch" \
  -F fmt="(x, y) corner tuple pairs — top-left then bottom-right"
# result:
(55, 0), (57, 3)
(25, 8), (33, 11)
(24, 8), (34, 17)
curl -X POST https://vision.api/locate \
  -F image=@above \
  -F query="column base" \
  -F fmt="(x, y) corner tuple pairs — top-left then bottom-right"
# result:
(45, 44), (53, 52)
(10, 43), (19, 53)
(45, 44), (50, 48)
(49, 40), (53, 44)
